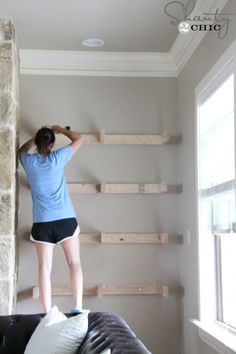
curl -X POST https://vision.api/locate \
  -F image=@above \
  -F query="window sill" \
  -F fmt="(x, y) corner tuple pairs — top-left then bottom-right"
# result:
(192, 320), (236, 354)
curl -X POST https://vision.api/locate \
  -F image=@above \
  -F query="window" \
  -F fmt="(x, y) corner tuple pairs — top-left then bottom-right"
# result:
(195, 56), (236, 352)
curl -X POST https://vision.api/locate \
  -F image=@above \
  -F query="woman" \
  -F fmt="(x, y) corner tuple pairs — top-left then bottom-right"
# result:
(19, 125), (84, 313)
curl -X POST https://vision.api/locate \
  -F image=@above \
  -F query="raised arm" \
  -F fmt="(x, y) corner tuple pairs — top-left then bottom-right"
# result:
(19, 138), (35, 153)
(52, 125), (84, 154)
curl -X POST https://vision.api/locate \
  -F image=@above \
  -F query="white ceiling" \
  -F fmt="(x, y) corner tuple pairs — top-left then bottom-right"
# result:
(1, 0), (229, 76)
(0, 0), (189, 52)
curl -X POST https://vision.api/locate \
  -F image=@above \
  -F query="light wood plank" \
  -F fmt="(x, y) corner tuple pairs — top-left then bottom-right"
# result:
(101, 182), (168, 194)
(103, 134), (167, 145)
(32, 283), (170, 299)
(79, 233), (183, 244)
(68, 183), (99, 194)
(80, 234), (101, 244)
(98, 284), (169, 297)
(100, 233), (169, 244)
(27, 231), (182, 245)
(54, 132), (181, 146)
(68, 182), (181, 194)
(32, 285), (98, 299)
(55, 133), (99, 145)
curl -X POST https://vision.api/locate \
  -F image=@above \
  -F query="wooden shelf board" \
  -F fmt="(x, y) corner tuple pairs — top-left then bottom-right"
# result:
(101, 233), (168, 244)
(68, 182), (182, 194)
(25, 232), (182, 244)
(32, 283), (171, 299)
(55, 131), (181, 146)
(80, 233), (183, 244)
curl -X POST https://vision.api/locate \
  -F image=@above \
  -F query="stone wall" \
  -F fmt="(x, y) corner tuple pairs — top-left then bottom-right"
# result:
(0, 19), (19, 314)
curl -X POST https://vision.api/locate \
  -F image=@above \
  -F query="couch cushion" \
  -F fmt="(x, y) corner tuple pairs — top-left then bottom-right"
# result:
(0, 313), (43, 354)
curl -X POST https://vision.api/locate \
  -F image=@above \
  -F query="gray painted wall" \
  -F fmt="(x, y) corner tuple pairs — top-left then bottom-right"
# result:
(177, 1), (236, 354)
(17, 76), (181, 354)
(16, 2), (236, 350)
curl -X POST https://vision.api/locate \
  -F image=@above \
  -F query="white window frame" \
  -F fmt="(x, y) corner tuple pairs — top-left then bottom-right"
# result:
(193, 39), (236, 354)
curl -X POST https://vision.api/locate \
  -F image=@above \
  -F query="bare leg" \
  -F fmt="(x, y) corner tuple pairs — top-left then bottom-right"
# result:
(35, 242), (54, 313)
(60, 235), (83, 309)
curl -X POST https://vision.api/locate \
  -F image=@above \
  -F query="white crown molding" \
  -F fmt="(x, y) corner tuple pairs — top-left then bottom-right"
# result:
(19, 0), (228, 77)
(20, 50), (177, 77)
(171, 0), (228, 75)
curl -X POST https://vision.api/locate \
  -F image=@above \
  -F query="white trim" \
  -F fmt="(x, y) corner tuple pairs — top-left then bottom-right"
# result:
(171, 0), (228, 75)
(29, 234), (55, 245)
(194, 38), (236, 353)
(57, 225), (80, 244)
(192, 320), (236, 354)
(200, 179), (235, 197)
(20, 50), (177, 77)
(196, 39), (236, 97)
(19, 0), (229, 77)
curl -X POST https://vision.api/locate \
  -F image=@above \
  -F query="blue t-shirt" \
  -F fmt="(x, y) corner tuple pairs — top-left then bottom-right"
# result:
(20, 145), (76, 223)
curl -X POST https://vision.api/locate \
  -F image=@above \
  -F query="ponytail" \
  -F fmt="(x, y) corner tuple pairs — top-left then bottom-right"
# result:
(34, 128), (55, 155)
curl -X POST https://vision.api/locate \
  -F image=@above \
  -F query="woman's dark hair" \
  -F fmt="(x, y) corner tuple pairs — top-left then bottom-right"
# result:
(34, 127), (55, 155)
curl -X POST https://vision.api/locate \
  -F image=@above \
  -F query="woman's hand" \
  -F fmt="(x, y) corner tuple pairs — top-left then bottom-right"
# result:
(41, 125), (52, 129)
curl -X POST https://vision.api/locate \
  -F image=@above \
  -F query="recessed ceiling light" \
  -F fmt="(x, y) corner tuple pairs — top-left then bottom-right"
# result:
(82, 38), (104, 47)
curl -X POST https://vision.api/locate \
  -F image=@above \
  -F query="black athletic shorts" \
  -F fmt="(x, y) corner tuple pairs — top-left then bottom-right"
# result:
(30, 218), (80, 245)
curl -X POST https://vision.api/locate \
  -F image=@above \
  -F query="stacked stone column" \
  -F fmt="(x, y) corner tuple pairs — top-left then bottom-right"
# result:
(0, 19), (19, 314)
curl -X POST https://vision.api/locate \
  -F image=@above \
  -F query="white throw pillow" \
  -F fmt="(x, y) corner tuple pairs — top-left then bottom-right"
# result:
(100, 349), (111, 354)
(24, 306), (89, 354)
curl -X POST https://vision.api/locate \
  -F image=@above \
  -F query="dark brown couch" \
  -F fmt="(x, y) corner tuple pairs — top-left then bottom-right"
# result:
(0, 312), (151, 354)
